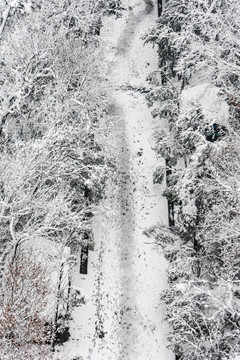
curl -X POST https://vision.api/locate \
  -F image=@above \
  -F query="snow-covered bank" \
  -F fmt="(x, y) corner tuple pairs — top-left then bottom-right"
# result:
(57, 1), (174, 359)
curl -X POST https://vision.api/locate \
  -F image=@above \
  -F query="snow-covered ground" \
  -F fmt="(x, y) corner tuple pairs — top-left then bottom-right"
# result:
(57, 1), (174, 359)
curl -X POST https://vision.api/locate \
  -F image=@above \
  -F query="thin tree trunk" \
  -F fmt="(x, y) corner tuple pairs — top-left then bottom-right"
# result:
(51, 261), (64, 351)
(157, 0), (163, 17)
(165, 159), (175, 227)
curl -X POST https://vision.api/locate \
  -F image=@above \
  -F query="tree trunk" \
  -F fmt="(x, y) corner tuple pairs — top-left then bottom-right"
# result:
(51, 261), (64, 351)
(157, 0), (163, 17)
(166, 159), (175, 227)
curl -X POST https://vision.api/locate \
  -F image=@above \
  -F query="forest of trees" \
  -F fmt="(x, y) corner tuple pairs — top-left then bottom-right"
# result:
(144, 0), (240, 359)
(1, 0), (240, 359)
(0, 0), (123, 358)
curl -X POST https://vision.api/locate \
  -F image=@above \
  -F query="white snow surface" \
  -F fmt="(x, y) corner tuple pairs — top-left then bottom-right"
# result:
(57, 1), (174, 359)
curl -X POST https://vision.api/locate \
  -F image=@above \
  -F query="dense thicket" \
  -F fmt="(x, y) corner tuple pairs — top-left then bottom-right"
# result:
(144, 1), (240, 359)
(0, 0), (121, 356)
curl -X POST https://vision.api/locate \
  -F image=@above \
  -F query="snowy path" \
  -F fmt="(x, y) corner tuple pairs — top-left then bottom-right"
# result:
(58, 1), (174, 359)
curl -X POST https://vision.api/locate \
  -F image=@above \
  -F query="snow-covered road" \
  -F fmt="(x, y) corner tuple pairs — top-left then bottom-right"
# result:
(58, 1), (174, 359)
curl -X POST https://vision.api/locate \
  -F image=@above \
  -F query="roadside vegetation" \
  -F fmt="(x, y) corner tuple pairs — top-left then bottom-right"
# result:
(0, 0), (123, 357)
(144, 1), (240, 359)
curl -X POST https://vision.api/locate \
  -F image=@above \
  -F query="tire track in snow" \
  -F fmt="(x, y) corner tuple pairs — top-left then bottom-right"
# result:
(112, 102), (138, 358)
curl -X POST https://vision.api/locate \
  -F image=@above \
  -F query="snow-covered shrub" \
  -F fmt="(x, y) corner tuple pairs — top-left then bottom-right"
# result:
(153, 166), (165, 184)
(0, 251), (53, 357)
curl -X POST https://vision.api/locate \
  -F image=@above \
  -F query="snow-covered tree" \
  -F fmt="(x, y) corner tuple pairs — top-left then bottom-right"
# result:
(0, 0), (117, 352)
(144, 1), (240, 358)
(145, 0), (240, 91)
(163, 278), (240, 360)
(0, 0), (111, 255)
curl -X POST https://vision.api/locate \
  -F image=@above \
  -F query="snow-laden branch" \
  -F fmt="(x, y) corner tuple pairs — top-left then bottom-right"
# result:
(0, 6), (11, 38)
(206, 0), (219, 14)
